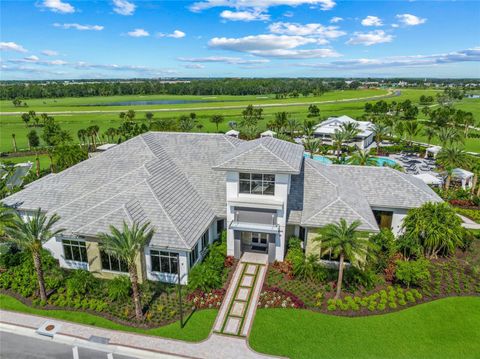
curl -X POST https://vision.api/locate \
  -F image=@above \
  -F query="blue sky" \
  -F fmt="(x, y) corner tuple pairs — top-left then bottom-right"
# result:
(1, 0), (479, 79)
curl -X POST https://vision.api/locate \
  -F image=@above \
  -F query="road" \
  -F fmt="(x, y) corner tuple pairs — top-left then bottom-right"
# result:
(0, 331), (137, 359)
(0, 90), (400, 116)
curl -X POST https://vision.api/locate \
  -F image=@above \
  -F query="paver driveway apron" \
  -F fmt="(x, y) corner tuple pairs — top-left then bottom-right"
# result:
(214, 253), (268, 337)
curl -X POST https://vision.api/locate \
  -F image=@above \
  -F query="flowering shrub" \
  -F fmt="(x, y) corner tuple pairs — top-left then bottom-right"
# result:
(258, 286), (305, 309)
(224, 256), (235, 268)
(449, 199), (476, 207)
(272, 260), (294, 279)
(186, 289), (225, 309)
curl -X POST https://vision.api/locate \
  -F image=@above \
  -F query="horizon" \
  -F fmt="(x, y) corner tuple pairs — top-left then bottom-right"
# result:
(1, 0), (480, 80)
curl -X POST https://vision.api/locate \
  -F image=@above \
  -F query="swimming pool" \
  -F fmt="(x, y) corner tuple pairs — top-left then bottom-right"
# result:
(304, 153), (397, 167)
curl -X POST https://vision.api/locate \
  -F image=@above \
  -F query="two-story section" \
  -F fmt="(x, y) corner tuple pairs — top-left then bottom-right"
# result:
(213, 137), (304, 263)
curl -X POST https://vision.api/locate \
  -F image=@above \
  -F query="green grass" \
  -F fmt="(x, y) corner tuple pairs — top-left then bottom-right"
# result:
(0, 89), (441, 153)
(249, 297), (480, 359)
(1, 154), (51, 171)
(0, 294), (216, 342)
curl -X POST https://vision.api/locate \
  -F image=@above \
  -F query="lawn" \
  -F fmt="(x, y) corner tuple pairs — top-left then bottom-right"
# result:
(1, 153), (51, 171)
(0, 89), (440, 153)
(0, 294), (216, 342)
(249, 297), (480, 359)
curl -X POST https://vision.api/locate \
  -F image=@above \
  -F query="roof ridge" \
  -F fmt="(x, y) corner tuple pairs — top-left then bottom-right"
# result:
(388, 167), (440, 200)
(258, 143), (298, 172)
(73, 205), (131, 235)
(337, 198), (378, 230)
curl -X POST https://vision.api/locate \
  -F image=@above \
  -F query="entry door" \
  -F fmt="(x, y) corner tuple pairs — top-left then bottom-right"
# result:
(251, 232), (268, 251)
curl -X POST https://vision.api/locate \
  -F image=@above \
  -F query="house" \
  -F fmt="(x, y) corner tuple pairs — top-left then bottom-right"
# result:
(2, 132), (441, 284)
(313, 115), (375, 149)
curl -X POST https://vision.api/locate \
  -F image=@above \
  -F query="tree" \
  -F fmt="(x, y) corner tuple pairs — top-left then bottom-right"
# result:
(315, 219), (372, 299)
(271, 112), (289, 133)
(210, 114), (224, 132)
(423, 126), (437, 146)
(302, 137), (321, 159)
(178, 115), (196, 132)
(241, 104), (263, 127)
(437, 127), (463, 147)
(0, 204), (14, 238)
(21, 113), (30, 127)
(307, 104), (320, 117)
(348, 149), (377, 166)
(287, 118), (301, 136)
(331, 130), (347, 159)
(53, 144), (88, 171)
(145, 112), (154, 124)
(11, 133), (17, 152)
(404, 121), (422, 146)
(4, 209), (64, 301)
(98, 221), (154, 321)
(401, 202), (464, 258)
(86, 125), (100, 150)
(27, 130), (40, 150)
(77, 129), (88, 147)
(370, 123), (390, 155)
(437, 146), (471, 190)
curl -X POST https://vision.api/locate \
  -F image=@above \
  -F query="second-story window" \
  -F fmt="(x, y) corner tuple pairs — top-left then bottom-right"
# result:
(239, 173), (275, 196)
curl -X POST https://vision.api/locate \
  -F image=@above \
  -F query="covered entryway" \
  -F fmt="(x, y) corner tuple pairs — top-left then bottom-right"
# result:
(233, 230), (276, 263)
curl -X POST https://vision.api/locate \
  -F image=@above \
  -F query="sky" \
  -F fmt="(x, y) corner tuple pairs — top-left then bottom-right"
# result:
(1, 0), (479, 80)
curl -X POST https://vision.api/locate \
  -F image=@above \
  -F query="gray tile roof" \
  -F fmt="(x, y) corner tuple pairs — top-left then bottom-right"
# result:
(213, 137), (304, 174)
(2, 132), (241, 250)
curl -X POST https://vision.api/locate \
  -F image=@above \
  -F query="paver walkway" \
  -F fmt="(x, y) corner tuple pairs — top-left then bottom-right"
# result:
(213, 252), (268, 337)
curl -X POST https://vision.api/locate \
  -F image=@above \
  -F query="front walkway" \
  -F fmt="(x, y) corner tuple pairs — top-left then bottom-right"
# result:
(213, 252), (268, 337)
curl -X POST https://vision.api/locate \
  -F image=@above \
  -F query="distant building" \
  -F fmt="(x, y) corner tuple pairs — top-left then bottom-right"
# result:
(313, 115), (375, 149)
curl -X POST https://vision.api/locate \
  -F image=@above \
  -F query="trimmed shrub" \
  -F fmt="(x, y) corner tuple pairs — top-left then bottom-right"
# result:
(395, 259), (431, 287)
(107, 276), (131, 301)
(65, 270), (99, 297)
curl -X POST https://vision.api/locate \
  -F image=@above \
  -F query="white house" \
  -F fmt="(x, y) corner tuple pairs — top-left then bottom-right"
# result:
(2, 133), (441, 284)
(313, 115), (375, 149)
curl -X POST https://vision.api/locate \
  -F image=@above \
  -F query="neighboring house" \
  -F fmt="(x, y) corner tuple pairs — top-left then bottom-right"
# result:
(2, 132), (441, 284)
(313, 115), (374, 149)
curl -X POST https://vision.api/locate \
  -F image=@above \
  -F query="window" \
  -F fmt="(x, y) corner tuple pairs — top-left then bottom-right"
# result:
(100, 250), (128, 273)
(63, 239), (87, 263)
(201, 230), (209, 250)
(189, 242), (199, 268)
(239, 173), (275, 195)
(150, 250), (179, 274)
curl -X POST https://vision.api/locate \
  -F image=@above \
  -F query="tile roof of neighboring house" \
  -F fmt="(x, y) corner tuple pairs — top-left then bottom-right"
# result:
(2, 132), (242, 250)
(314, 115), (373, 138)
(213, 136), (304, 174)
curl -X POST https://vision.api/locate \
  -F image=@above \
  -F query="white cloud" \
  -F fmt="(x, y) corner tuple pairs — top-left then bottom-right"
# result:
(184, 64), (205, 69)
(209, 34), (316, 52)
(297, 47), (480, 69)
(248, 48), (340, 58)
(42, 0), (75, 13)
(361, 15), (383, 27)
(396, 14), (426, 26)
(0, 42), (28, 53)
(346, 30), (393, 46)
(330, 16), (343, 23)
(113, 0), (136, 15)
(127, 28), (150, 37)
(220, 10), (269, 21)
(54, 23), (104, 31)
(23, 55), (39, 62)
(156, 30), (186, 38)
(41, 49), (59, 56)
(391, 24), (399, 28)
(190, 0), (336, 12)
(8, 56), (68, 66)
(178, 56), (270, 64)
(268, 22), (346, 40)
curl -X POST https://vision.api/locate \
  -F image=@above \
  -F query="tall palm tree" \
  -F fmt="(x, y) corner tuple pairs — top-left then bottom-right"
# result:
(314, 219), (372, 299)
(145, 112), (154, 124)
(303, 137), (321, 159)
(287, 118), (301, 137)
(437, 146), (471, 190)
(370, 123), (390, 155)
(210, 114), (224, 132)
(331, 130), (347, 159)
(340, 122), (360, 143)
(348, 149), (377, 166)
(423, 126), (437, 146)
(404, 121), (422, 146)
(98, 221), (154, 321)
(437, 127), (464, 147)
(4, 209), (64, 301)
(0, 204), (14, 238)
(11, 133), (17, 152)
(77, 129), (87, 147)
(470, 161), (480, 196)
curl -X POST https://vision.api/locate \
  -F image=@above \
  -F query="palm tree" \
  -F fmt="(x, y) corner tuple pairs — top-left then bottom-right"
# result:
(423, 126), (437, 146)
(314, 219), (372, 299)
(210, 114), (224, 132)
(4, 209), (64, 301)
(470, 161), (480, 196)
(303, 137), (321, 159)
(0, 204), (14, 238)
(437, 127), (464, 147)
(331, 130), (347, 160)
(437, 146), (471, 190)
(404, 121), (422, 146)
(340, 122), (360, 143)
(370, 123), (390, 155)
(287, 118), (301, 137)
(145, 112), (154, 124)
(348, 149), (377, 166)
(77, 129), (87, 147)
(21, 113), (30, 127)
(98, 221), (154, 321)
(11, 133), (17, 152)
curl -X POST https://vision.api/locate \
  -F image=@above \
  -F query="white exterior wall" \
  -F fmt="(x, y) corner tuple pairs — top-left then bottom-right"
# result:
(225, 171), (290, 261)
(391, 209), (409, 236)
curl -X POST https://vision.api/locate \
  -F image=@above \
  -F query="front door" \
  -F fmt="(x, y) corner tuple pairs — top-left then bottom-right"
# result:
(241, 232), (268, 253)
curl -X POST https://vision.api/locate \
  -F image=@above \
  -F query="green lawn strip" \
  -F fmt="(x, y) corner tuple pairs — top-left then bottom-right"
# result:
(0, 294), (216, 342)
(249, 296), (480, 359)
(238, 263), (262, 336)
(1, 154), (51, 171)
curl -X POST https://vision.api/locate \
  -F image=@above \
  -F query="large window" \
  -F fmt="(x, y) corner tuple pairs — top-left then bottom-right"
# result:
(189, 242), (199, 268)
(151, 250), (179, 274)
(239, 173), (275, 195)
(201, 230), (209, 250)
(63, 239), (87, 263)
(100, 250), (128, 273)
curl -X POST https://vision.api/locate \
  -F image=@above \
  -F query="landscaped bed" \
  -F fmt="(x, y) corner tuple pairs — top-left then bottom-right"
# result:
(249, 297), (480, 359)
(0, 294), (217, 342)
